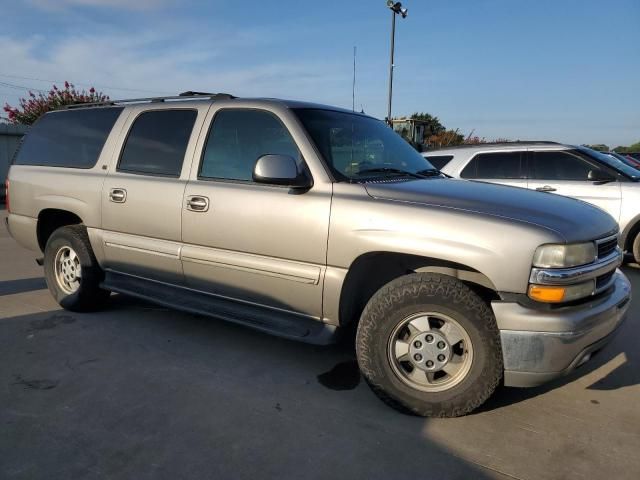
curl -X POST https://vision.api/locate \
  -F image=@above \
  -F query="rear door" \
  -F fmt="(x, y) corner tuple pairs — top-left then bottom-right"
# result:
(100, 106), (206, 284)
(526, 149), (622, 221)
(459, 151), (528, 189)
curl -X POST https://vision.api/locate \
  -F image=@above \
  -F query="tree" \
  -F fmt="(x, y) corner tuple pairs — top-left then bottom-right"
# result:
(428, 129), (465, 148)
(614, 141), (640, 153)
(3, 81), (109, 125)
(584, 144), (609, 152)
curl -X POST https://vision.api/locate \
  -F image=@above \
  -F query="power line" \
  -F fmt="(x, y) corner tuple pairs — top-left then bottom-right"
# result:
(0, 73), (171, 95)
(0, 80), (47, 93)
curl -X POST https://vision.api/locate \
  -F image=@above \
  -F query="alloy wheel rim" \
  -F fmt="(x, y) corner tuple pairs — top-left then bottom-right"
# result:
(54, 246), (82, 294)
(387, 312), (474, 392)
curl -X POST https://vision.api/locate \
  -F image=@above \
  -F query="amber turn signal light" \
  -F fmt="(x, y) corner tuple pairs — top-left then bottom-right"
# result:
(528, 285), (566, 303)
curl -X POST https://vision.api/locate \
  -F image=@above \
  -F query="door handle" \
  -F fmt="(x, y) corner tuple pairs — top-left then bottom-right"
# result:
(109, 188), (127, 203)
(536, 185), (557, 193)
(186, 195), (209, 212)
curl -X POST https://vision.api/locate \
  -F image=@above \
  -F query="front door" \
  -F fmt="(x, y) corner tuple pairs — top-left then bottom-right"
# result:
(181, 108), (332, 319)
(101, 107), (204, 284)
(526, 149), (622, 222)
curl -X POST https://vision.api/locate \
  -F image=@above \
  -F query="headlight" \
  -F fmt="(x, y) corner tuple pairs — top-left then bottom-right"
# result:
(532, 242), (596, 268)
(528, 280), (595, 303)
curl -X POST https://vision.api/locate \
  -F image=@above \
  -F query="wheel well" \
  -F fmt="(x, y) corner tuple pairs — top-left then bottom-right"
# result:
(338, 252), (499, 327)
(37, 209), (83, 251)
(623, 219), (640, 253)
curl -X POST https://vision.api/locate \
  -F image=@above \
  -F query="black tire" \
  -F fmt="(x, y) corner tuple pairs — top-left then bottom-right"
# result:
(43, 225), (110, 312)
(356, 273), (503, 417)
(632, 233), (640, 264)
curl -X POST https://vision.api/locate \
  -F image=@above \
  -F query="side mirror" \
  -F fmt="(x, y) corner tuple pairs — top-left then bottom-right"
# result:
(253, 154), (312, 189)
(587, 170), (616, 183)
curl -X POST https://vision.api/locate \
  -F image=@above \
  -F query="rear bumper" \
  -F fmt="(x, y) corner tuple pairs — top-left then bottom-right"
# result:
(492, 270), (631, 387)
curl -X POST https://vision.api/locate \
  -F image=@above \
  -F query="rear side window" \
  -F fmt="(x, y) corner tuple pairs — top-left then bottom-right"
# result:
(461, 151), (522, 179)
(13, 107), (123, 168)
(425, 155), (453, 170)
(118, 109), (197, 177)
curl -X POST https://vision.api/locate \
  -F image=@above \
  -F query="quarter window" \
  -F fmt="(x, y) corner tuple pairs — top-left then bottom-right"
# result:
(529, 151), (601, 181)
(118, 110), (197, 177)
(460, 152), (522, 179)
(199, 109), (302, 181)
(13, 108), (123, 169)
(425, 155), (453, 170)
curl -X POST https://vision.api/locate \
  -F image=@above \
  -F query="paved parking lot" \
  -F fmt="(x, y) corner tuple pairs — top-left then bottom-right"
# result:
(1, 207), (639, 480)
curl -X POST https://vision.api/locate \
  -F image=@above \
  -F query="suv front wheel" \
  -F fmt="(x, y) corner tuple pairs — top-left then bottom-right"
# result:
(356, 273), (503, 417)
(44, 225), (111, 311)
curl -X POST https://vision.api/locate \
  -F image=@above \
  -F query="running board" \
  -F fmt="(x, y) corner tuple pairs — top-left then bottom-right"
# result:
(101, 271), (338, 345)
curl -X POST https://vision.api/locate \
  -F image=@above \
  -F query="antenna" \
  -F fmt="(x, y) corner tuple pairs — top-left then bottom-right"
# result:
(352, 46), (357, 112)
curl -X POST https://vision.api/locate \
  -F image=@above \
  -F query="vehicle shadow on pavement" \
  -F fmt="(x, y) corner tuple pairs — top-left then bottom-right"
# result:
(0, 297), (502, 479)
(0, 277), (47, 296)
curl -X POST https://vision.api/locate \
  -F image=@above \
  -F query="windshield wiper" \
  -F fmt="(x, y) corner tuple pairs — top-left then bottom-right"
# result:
(356, 167), (427, 179)
(417, 168), (445, 177)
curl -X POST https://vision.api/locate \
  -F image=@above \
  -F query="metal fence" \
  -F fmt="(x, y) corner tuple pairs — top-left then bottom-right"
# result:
(0, 123), (28, 201)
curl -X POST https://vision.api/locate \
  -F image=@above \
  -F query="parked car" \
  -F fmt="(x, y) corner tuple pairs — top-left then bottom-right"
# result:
(424, 142), (640, 263)
(601, 150), (640, 169)
(5, 97), (630, 417)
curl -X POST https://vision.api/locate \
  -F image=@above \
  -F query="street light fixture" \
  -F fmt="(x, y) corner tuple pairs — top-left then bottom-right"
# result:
(386, 1), (408, 126)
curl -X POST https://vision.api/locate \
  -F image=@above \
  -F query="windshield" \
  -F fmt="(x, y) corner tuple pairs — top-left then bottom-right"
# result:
(294, 108), (437, 181)
(577, 146), (640, 179)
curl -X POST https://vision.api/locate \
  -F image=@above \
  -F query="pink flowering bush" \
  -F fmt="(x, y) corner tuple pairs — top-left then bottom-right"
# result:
(3, 81), (109, 125)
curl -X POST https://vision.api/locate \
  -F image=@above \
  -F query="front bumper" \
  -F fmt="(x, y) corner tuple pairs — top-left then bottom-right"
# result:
(492, 270), (631, 387)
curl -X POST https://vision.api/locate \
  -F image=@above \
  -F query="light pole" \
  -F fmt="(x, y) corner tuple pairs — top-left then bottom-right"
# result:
(386, 1), (408, 126)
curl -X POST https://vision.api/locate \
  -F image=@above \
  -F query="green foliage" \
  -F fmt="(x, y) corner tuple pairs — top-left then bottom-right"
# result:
(584, 144), (610, 152)
(614, 141), (640, 153)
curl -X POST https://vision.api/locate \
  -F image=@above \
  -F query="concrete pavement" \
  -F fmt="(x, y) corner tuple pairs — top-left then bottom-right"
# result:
(1, 208), (639, 480)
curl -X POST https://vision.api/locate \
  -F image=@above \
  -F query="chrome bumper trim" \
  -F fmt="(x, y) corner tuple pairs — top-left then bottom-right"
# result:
(529, 248), (622, 286)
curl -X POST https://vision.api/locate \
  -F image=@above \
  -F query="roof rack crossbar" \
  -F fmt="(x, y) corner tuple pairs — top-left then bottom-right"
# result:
(64, 92), (236, 109)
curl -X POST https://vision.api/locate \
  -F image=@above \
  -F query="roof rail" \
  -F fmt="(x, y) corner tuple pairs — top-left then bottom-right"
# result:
(427, 141), (561, 150)
(63, 92), (236, 109)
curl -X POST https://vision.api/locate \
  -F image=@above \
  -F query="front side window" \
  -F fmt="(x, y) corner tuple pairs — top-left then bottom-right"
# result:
(199, 109), (302, 182)
(529, 150), (603, 181)
(461, 152), (522, 179)
(118, 109), (197, 177)
(294, 108), (436, 181)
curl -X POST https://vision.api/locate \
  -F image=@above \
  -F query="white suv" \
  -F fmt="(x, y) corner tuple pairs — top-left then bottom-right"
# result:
(424, 142), (640, 262)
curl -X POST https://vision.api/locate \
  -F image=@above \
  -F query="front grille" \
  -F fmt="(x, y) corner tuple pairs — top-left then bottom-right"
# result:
(596, 271), (615, 291)
(597, 237), (618, 259)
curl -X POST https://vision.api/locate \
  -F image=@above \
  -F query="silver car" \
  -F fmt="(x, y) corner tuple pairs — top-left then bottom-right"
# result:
(425, 142), (640, 262)
(6, 97), (630, 417)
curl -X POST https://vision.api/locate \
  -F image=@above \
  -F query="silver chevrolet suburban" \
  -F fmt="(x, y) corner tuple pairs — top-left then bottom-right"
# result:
(5, 93), (631, 417)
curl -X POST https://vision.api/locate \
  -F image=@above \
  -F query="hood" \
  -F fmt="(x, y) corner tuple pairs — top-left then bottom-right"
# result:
(364, 178), (618, 243)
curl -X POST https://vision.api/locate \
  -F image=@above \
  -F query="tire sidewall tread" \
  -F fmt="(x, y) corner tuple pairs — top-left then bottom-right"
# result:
(43, 225), (109, 312)
(356, 272), (503, 417)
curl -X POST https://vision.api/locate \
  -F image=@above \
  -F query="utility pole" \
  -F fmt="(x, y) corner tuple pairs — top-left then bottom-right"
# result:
(352, 46), (357, 112)
(386, 1), (408, 126)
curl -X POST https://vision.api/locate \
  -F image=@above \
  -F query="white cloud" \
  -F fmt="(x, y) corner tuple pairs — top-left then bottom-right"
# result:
(27, 0), (171, 10)
(0, 31), (353, 110)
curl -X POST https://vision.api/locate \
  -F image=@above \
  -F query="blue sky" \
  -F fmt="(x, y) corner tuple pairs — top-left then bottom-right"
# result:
(1, 0), (638, 147)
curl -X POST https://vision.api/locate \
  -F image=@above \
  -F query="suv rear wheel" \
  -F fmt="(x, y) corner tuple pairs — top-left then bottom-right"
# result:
(44, 225), (110, 311)
(356, 272), (503, 417)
